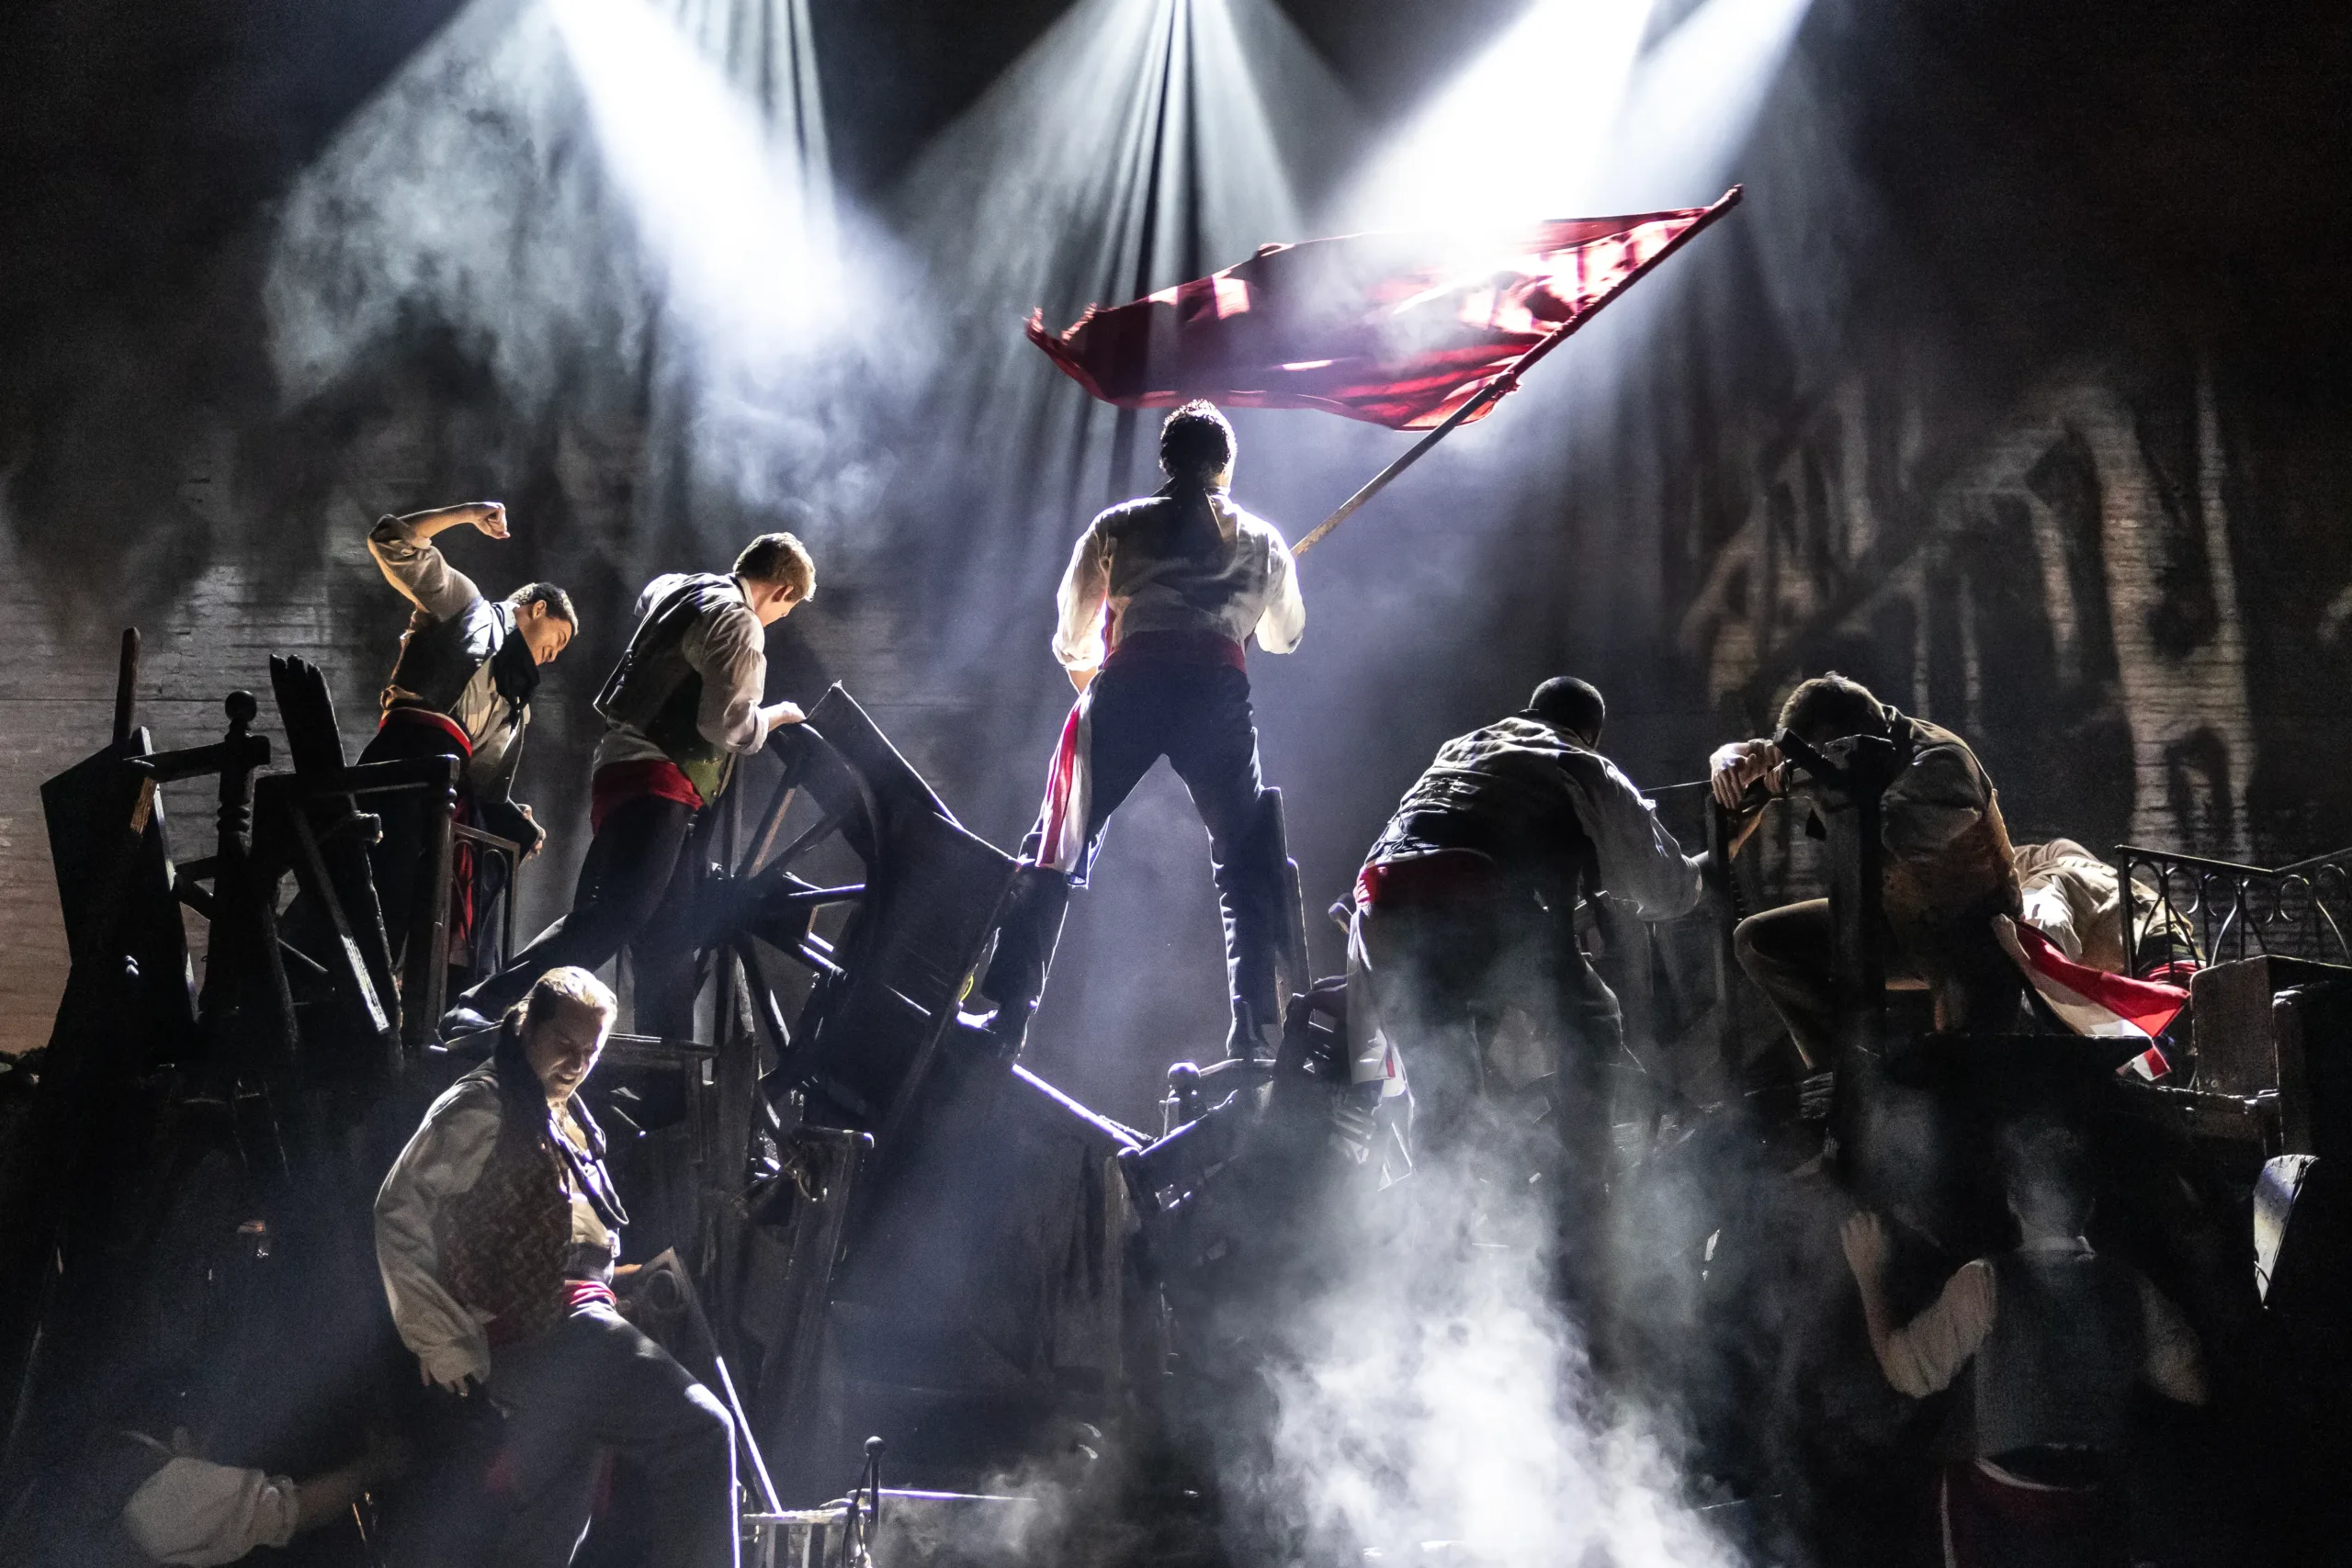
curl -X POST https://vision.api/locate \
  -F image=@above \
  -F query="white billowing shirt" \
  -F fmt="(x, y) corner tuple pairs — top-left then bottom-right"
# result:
(119, 1447), (300, 1566)
(1052, 491), (1304, 670)
(372, 1074), (615, 1389)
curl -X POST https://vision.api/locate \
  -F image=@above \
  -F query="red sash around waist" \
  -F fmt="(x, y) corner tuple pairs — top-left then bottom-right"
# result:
(484, 1280), (620, 1348)
(590, 760), (705, 834)
(1355, 850), (1505, 912)
(1105, 628), (1247, 671)
(380, 704), (473, 756)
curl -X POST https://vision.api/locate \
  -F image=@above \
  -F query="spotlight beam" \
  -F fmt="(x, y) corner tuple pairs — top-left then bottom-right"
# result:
(1105, 0), (1204, 503)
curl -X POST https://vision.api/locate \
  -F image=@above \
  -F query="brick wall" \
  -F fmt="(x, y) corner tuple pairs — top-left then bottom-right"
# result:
(0, 525), (390, 1056)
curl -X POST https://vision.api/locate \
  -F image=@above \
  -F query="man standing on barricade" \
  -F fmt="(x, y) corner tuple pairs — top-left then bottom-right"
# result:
(974, 400), (1305, 1059)
(443, 533), (814, 1038)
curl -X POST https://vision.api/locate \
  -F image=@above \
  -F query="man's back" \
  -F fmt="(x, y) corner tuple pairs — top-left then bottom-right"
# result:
(1838, 709), (2019, 937)
(1369, 717), (1702, 922)
(1055, 490), (1302, 667)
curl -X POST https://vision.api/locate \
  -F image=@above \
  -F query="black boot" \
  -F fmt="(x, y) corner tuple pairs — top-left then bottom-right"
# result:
(976, 865), (1071, 1057)
(1225, 997), (1280, 1061)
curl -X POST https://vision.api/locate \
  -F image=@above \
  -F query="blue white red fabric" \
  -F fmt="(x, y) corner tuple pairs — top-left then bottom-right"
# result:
(1996, 916), (2185, 1078)
(1035, 692), (1095, 879)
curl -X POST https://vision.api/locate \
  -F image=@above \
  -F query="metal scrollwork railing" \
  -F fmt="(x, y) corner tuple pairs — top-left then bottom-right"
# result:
(2113, 844), (2352, 970)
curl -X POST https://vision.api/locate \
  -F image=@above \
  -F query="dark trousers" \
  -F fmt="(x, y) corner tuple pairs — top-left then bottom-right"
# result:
(485, 1305), (738, 1568)
(1353, 894), (1622, 1314)
(983, 659), (1288, 1032)
(1734, 897), (2023, 1066)
(457, 795), (701, 1033)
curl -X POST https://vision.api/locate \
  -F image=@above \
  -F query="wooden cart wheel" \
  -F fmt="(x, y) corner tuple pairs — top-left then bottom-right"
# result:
(722, 724), (886, 1071)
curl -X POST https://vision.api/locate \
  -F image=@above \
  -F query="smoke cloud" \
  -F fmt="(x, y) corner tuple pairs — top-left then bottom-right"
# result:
(263, 0), (916, 581)
(1239, 1150), (1740, 1568)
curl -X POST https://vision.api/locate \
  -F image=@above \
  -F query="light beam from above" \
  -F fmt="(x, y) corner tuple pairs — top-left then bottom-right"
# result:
(1336, 0), (1657, 234)
(550, 0), (846, 367)
(888, 0), (1348, 573)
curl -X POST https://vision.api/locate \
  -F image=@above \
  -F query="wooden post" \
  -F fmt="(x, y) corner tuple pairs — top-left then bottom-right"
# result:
(401, 757), (458, 1052)
(198, 692), (290, 1066)
(1707, 799), (1749, 1097)
(110, 629), (140, 750)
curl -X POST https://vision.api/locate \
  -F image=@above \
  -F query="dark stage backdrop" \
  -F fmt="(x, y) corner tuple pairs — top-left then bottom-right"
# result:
(2, 0), (2345, 1126)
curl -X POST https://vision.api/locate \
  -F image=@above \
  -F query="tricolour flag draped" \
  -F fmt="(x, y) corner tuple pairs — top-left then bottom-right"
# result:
(1035, 693), (1094, 878)
(1027, 197), (1736, 432)
(1996, 915), (2188, 1077)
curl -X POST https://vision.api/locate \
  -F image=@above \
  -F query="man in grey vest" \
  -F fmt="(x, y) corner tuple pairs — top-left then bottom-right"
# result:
(364, 501), (577, 968)
(443, 532), (814, 1036)
(974, 401), (1305, 1060)
(1843, 1123), (2206, 1565)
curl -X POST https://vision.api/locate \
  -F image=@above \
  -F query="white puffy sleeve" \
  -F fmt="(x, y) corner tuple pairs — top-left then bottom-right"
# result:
(1251, 529), (1304, 656)
(374, 1079), (502, 1386)
(1052, 520), (1114, 670)
(122, 1458), (301, 1565)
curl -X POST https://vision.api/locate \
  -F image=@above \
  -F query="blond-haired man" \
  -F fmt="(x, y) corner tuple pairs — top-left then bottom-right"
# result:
(447, 533), (814, 1035)
(378, 967), (736, 1568)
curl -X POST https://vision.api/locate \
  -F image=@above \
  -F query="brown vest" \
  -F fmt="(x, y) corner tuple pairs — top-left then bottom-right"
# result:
(435, 1040), (626, 1342)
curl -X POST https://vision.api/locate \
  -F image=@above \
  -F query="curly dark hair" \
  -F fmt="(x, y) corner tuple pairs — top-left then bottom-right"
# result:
(509, 581), (578, 630)
(1159, 400), (1235, 485)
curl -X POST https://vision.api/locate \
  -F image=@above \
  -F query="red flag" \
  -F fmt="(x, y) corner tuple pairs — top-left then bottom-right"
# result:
(1027, 197), (1735, 432)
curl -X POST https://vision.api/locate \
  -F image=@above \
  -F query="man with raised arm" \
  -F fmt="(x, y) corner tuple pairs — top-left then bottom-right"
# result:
(444, 532), (815, 1037)
(364, 501), (577, 967)
(975, 400), (1306, 1059)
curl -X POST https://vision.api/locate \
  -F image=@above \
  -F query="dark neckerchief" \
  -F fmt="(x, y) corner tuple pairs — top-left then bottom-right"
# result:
(489, 617), (541, 716)
(491, 1023), (630, 1231)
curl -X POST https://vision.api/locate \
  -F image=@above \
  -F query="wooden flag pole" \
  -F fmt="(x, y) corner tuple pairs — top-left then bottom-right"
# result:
(1290, 185), (1742, 558)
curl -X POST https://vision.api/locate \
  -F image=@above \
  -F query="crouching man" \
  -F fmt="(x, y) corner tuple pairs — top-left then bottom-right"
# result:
(1348, 678), (1704, 1314)
(375, 967), (737, 1568)
(0, 1394), (407, 1568)
(1710, 672), (2023, 1065)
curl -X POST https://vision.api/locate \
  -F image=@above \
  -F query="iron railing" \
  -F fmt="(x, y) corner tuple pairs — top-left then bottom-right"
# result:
(2113, 844), (2352, 970)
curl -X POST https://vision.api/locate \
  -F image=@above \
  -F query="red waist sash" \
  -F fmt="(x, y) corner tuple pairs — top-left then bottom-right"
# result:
(379, 706), (482, 944)
(1105, 628), (1247, 671)
(380, 704), (473, 756)
(484, 1280), (621, 1348)
(591, 760), (705, 834)
(1355, 850), (1505, 912)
